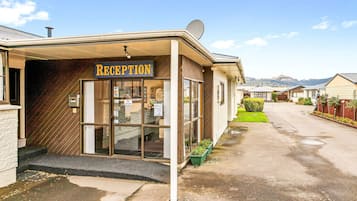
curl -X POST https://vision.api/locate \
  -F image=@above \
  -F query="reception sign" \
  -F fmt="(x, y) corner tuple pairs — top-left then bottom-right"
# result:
(95, 60), (154, 78)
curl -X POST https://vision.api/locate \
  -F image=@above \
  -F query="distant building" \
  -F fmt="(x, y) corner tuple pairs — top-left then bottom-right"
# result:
(0, 25), (42, 40)
(283, 85), (305, 103)
(249, 86), (274, 101)
(303, 83), (325, 105)
(325, 73), (357, 100)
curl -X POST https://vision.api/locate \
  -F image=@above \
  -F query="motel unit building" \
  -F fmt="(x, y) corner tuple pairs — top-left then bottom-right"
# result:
(0, 29), (245, 187)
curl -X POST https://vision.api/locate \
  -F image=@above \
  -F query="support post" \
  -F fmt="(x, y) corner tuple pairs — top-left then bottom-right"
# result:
(170, 40), (179, 201)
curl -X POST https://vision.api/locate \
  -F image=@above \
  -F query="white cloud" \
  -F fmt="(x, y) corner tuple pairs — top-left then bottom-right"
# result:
(266, 32), (299, 39)
(211, 40), (237, 49)
(0, 0), (49, 26)
(312, 16), (330, 30)
(341, 20), (357, 28)
(245, 37), (268, 47)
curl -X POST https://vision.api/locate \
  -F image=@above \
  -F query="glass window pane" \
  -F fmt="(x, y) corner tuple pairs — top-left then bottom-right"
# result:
(184, 80), (190, 122)
(114, 126), (141, 156)
(191, 82), (199, 118)
(184, 124), (191, 156)
(83, 125), (110, 155)
(83, 80), (110, 124)
(143, 80), (170, 125)
(0, 52), (4, 101)
(143, 127), (169, 159)
(192, 120), (199, 146)
(113, 99), (142, 124)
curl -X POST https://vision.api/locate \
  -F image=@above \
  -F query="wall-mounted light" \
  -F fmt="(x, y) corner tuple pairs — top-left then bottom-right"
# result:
(123, 45), (131, 59)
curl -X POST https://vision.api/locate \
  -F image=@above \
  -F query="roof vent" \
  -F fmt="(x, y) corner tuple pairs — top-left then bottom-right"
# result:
(45, 26), (54, 37)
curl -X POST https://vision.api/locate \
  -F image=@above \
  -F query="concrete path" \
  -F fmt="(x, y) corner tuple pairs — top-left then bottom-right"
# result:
(27, 154), (169, 183)
(131, 102), (357, 201)
(3, 102), (357, 200)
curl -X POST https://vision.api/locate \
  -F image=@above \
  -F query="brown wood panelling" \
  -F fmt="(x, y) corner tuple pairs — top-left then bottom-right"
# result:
(26, 56), (170, 156)
(181, 56), (204, 81)
(203, 68), (213, 140)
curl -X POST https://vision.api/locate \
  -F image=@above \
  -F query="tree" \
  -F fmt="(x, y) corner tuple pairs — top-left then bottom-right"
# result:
(346, 99), (357, 121)
(328, 96), (340, 118)
(319, 94), (328, 113)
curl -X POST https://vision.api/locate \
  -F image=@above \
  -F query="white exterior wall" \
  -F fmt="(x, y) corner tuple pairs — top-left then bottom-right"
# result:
(0, 105), (20, 188)
(212, 70), (228, 145)
(227, 80), (238, 121)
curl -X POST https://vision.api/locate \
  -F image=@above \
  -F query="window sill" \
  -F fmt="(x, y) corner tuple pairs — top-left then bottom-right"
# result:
(0, 104), (21, 111)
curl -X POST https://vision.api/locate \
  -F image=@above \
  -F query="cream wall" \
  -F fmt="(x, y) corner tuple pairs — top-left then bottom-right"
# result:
(0, 105), (20, 187)
(212, 70), (228, 145)
(325, 75), (357, 99)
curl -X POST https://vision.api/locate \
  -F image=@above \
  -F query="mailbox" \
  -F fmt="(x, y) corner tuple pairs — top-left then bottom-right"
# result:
(68, 94), (80, 108)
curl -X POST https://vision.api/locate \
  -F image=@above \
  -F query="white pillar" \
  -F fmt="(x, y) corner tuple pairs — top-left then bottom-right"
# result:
(170, 40), (179, 201)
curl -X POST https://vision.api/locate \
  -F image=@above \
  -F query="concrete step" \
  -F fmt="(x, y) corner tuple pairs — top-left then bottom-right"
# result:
(17, 146), (48, 173)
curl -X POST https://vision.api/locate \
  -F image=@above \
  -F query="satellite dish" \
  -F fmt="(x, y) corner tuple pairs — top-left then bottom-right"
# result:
(186, 19), (205, 40)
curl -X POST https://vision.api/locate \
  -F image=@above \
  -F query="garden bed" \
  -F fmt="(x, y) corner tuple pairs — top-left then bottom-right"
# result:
(312, 111), (357, 129)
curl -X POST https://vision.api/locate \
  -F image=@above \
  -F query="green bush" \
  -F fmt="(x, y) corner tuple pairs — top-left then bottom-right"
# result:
(304, 97), (313, 105)
(243, 98), (264, 112)
(199, 139), (212, 148)
(191, 146), (206, 155)
(272, 92), (277, 102)
(298, 97), (305, 105)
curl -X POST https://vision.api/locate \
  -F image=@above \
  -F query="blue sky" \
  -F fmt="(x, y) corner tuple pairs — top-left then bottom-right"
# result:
(1, 0), (357, 79)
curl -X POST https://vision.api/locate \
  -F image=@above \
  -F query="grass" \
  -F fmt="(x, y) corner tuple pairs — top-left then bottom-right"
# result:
(233, 107), (269, 123)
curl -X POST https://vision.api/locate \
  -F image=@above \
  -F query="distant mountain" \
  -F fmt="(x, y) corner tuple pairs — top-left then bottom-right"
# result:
(245, 75), (330, 87)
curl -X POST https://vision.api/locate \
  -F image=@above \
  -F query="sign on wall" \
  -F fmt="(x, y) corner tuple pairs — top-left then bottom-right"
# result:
(95, 60), (154, 78)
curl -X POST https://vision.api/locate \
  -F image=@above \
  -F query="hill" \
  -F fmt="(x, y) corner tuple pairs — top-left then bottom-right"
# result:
(245, 75), (330, 87)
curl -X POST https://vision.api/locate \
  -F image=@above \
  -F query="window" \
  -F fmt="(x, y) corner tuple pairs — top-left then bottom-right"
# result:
(217, 82), (224, 105)
(184, 79), (202, 157)
(0, 51), (6, 102)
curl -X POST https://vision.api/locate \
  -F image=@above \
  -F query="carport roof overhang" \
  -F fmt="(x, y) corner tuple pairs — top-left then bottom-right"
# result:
(2, 30), (214, 65)
(1, 29), (245, 80)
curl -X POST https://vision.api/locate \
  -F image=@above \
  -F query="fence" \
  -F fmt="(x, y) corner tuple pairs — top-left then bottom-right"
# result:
(317, 99), (356, 120)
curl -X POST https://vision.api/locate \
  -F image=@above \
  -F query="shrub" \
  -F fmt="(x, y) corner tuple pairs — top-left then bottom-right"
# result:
(304, 97), (313, 105)
(191, 146), (206, 155)
(298, 97), (305, 105)
(272, 92), (277, 102)
(199, 139), (212, 148)
(243, 98), (264, 112)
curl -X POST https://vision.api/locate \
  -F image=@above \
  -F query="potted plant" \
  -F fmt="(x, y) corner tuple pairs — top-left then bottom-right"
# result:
(319, 94), (327, 113)
(199, 139), (213, 155)
(190, 146), (208, 167)
(328, 96), (340, 118)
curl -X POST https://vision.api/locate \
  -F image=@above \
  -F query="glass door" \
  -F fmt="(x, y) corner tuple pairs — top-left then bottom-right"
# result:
(82, 80), (111, 155)
(112, 80), (142, 156)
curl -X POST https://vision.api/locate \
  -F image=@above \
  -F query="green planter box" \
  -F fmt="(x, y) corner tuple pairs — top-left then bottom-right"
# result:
(190, 149), (208, 167)
(207, 143), (213, 155)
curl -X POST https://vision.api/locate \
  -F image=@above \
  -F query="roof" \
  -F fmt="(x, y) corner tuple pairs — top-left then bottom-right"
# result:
(249, 86), (274, 92)
(0, 25), (42, 40)
(325, 73), (357, 86)
(304, 83), (326, 90)
(282, 85), (305, 92)
(0, 29), (245, 83)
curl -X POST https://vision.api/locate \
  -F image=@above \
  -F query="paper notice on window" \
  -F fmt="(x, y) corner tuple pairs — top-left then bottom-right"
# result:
(124, 99), (132, 106)
(113, 86), (119, 98)
(154, 103), (163, 117)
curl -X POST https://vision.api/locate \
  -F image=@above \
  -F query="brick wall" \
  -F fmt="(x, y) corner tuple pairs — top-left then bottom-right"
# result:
(0, 106), (19, 187)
